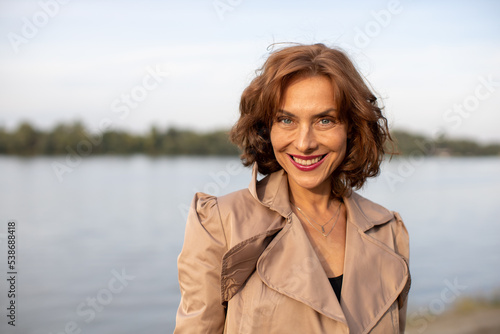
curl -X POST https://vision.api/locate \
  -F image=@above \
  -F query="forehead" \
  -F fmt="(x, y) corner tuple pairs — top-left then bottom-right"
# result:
(280, 75), (337, 113)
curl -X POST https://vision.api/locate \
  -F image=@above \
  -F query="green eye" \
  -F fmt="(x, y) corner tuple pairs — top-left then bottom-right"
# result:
(320, 119), (331, 125)
(278, 117), (292, 125)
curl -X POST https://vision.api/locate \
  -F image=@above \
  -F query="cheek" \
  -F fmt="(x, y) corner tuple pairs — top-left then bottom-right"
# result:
(319, 130), (347, 152)
(337, 139), (347, 158)
(338, 137), (348, 161)
(338, 134), (348, 151)
(270, 127), (285, 152)
(333, 126), (348, 151)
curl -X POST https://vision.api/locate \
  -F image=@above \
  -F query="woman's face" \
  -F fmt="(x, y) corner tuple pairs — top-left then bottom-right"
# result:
(270, 75), (348, 193)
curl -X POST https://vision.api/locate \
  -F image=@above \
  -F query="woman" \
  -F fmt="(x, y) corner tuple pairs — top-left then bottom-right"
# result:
(175, 43), (410, 333)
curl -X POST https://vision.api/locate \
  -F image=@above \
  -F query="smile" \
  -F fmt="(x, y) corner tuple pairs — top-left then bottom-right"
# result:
(288, 154), (327, 171)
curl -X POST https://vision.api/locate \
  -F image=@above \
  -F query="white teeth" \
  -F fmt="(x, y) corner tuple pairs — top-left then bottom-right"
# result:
(292, 156), (322, 166)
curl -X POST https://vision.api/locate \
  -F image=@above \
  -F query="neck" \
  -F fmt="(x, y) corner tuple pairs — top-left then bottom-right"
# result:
(288, 179), (333, 213)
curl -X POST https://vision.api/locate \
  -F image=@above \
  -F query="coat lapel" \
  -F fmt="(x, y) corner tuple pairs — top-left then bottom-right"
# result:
(220, 227), (283, 304)
(256, 213), (348, 324)
(341, 193), (410, 334)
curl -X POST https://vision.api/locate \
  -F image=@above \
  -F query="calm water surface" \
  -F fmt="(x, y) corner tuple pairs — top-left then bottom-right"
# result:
(0, 155), (499, 333)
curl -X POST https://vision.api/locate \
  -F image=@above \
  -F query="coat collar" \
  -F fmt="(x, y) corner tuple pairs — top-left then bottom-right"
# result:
(223, 163), (409, 332)
(248, 163), (292, 219)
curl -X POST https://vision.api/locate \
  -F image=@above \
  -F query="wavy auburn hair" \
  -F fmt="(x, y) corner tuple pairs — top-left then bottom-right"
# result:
(230, 43), (393, 197)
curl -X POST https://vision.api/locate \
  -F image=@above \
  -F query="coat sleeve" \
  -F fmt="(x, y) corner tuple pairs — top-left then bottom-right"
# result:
(393, 211), (411, 333)
(174, 193), (228, 333)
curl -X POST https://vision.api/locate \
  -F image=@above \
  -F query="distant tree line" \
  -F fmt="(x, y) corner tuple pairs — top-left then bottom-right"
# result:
(0, 121), (499, 157)
(0, 121), (239, 156)
(390, 129), (500, 157)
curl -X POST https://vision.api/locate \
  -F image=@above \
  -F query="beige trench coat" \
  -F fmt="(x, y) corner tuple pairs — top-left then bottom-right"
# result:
(175, 164), (410, 333)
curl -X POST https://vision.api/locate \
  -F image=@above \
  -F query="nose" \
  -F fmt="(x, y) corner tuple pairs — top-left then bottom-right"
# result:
(295, 124), (318, 153)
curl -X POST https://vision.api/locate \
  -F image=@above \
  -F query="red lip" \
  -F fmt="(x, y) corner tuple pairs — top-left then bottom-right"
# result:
(287, 154), (327, 171)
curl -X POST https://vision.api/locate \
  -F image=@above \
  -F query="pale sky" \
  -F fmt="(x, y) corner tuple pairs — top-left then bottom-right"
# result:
(1, 0), (499, 142)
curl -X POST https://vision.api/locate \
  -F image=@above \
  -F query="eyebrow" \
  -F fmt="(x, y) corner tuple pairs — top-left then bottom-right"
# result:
(276, 108), (338, 118)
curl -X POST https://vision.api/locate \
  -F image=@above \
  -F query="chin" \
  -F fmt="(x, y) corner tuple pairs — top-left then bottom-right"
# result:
(288, 173), (331, 191)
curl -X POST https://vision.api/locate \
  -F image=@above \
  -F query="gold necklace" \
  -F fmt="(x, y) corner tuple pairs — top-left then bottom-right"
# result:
(291, 201), (342, 237)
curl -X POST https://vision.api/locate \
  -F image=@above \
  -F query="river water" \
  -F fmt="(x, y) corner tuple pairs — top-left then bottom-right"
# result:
(0, 155), (499, 333)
